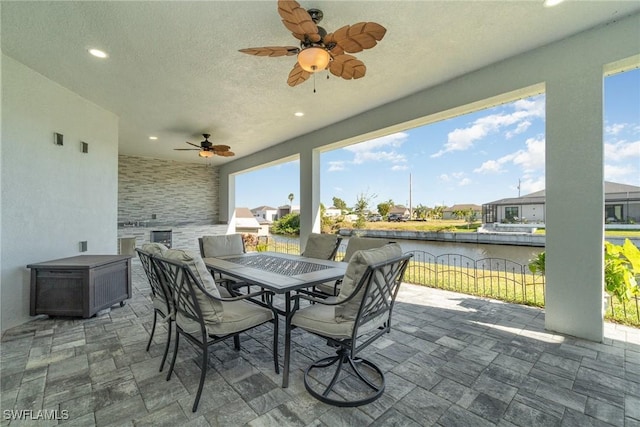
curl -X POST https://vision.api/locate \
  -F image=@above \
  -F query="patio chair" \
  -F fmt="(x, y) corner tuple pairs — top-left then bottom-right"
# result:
(151, 248), (278, 412)
(199, 234), (250, 294)
(302, 233), (342, 261)
(137, 243), (173, 372)
(284, 243), (412, 407)
(315, 237), (389, 296)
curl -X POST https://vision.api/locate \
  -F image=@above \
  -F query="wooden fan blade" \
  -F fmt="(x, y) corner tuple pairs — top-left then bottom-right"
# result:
(185, 141), (201, 148)
(239, 46), (299, 57)
(287, 63), (311, 87)
(217, 151), (235, 157)
(278, 0), (320, 43)
(211, 145), (231, 152)
(324, 33), (344, 56)
(328, 54), (366, 80)
(174, 148), (200, 151)
(324, 22), (386, 54)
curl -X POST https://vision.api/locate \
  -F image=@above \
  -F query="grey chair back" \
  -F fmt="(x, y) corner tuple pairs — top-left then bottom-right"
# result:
(199, 233), (245, 258)
(151, 255), (208, 339)
(350, 253), (411, 348)
(136, 248), (172, 311)
(302, 233), (342, 260)
(342, 237), (389, 262)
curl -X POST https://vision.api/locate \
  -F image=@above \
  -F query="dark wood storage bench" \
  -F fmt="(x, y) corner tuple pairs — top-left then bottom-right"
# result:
(28, 255), (132, 318)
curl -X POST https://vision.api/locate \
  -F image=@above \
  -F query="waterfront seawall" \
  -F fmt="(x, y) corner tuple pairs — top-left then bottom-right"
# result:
(338, 229), (639, 247)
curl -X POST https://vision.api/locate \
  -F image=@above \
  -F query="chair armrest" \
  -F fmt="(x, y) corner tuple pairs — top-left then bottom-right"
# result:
(293, 292), (342, 306)
(198, 283), (270, 303)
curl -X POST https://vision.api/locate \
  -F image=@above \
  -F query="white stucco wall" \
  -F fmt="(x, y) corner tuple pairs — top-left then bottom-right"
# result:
(221, 13), (640, 341)
(1, 55), (119, 332)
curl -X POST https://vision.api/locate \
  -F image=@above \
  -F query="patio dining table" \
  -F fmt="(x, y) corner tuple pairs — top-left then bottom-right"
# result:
(203, 251), (347, 387)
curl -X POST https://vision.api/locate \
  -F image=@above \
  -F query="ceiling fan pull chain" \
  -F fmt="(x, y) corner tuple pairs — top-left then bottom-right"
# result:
(313, 72), (317, 93)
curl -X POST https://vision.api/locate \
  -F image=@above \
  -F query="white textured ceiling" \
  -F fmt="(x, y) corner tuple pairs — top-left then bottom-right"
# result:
(3, 1), (640, 165)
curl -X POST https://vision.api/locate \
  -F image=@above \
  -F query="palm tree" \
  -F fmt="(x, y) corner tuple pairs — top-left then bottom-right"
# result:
(288, 193), (294, 207)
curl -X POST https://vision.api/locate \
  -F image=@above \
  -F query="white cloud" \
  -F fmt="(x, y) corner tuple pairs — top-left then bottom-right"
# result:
(474, 137), (545, 175)
(344, 132), (408, 153)
(327, 161), (346, 172)
(451, 172), (466, 179)
(474, 160), (506, 174)
(391, 164), (409, 171)
(605, 163), (637, 182)
(340, 132), (408, 167)
(604, 140), (640, 161)
(513, 98), (545, 116)
(439, 172), (469, 184)
(605, 123), (626, 136)
(431, 95), (545, 158)
(519, 176), (545, 195)
(352, 150), (407, 165)
(505, 120), (532, 139)
(510, 137), (545, 171)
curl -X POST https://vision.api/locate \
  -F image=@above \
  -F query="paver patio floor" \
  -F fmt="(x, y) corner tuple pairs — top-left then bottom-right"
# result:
(1, 259), (639, 426)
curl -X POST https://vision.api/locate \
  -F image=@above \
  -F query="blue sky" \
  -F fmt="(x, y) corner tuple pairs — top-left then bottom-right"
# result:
(236, 68), (640, 210)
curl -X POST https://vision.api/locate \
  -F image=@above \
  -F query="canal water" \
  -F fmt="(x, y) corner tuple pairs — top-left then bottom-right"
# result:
(270, 235), (542, 266)
(390, 238), (542, 266)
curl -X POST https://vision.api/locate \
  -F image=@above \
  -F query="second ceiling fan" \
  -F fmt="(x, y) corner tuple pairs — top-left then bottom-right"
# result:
(239, 0), (386, 87)
(174, 134), (234, 158)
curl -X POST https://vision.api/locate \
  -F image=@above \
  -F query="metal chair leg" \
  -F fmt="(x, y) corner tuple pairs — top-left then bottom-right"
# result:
(272, 315), (279, 374)
(146, 310), (157, 351)
(159, 318), (172, 372)
(303, 348), (385, 407)
(166, 332), (179, 381)
(192, 343), (208, 412)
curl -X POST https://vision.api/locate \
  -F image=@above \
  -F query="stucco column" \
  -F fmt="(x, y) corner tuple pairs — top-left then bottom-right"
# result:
(544, 66), (604, 341)
(299, 148), (321, 250)
(219, 172), (236, 233)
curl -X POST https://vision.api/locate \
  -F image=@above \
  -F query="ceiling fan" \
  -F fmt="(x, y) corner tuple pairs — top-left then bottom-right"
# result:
(239, 0), (386, 87)
(174, 134), (235, 158)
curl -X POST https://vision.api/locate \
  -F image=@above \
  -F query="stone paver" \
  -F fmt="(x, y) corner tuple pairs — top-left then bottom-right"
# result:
(1, 259), (638, 426)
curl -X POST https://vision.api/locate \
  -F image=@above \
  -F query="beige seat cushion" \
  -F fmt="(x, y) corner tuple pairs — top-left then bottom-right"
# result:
(201, 234), (244, 257)
(163, 249), (224, 324)
(142, 242), (168, 256)
(291, 297), (386, 340)
(303, 233), (339, 260)
(177, 299), (273, 337)
(152, 294), (168, 315)
(315, 281), (339, 296)
(335, 243), (403, 322)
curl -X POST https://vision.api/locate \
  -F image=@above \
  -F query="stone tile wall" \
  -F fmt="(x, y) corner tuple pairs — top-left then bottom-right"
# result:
(118, 155), (226, 254)
(118, 155), (219, 226)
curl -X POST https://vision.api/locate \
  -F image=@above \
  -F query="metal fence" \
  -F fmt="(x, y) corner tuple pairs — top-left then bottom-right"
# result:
(251, 236), (639, 327)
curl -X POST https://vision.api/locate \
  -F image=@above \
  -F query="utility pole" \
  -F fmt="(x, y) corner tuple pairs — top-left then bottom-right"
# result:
(409, 173), (412, 219)
(517, 179), (521, 197)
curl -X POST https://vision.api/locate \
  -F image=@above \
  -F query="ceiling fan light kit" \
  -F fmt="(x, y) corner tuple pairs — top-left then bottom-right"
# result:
(297, 46), (330, 72)
(239, 0), (386, 87)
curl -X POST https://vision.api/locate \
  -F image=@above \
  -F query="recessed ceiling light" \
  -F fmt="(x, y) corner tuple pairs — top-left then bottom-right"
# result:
(88, 48), (108, 58)
(294, 112), (304, 117)
(543, 0), (565, 7)
(149, 136), (158, 140)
